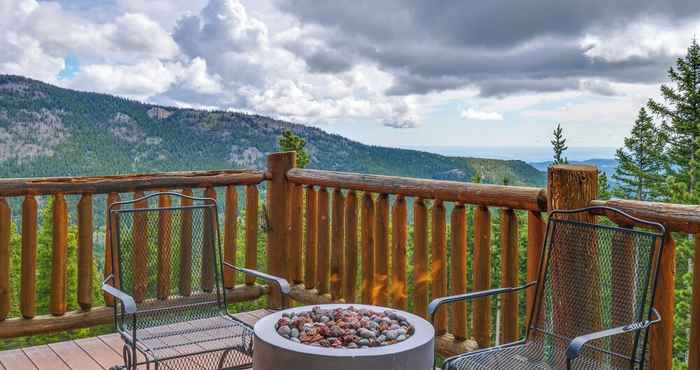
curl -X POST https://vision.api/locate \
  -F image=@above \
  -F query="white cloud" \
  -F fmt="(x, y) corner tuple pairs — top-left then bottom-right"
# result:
(460, 107), (504, 121)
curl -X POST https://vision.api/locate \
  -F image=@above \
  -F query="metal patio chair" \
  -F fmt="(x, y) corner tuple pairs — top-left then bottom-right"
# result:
(102, 192), (290, 370)
(429, 206), (665, 370)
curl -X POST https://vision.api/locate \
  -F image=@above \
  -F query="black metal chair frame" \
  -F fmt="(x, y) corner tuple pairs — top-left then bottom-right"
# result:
(102, 192), (290, 370)
(429, 206), (666, 370)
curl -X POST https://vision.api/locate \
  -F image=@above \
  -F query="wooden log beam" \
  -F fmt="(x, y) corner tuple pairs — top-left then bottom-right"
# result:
(244, 185), (258, 286)
(266, 152), (295, 307)
(435, 334), (479, 358)
(0, 198), (10, 320)
(649, 235), (675, 370)
(472, 205), (491, 346)
(21, 195), (37, 319)
(0, 285), (265, 339)
(104, 193), (120, 306)
(526, 211), (545, 326)
(391, 195), (408, 310)
(499, 208), (519, 343)
(431, 200), (447, 335)
(373, 193), (390, 306)
(77, 194), (93, 310)
(343, 190), (358, 302)
(223, 185), (238, 288)
(317, 187), (330, 295)
(413, 198), (429, 319)
(304, 186), (318, 289)
(287, 169), (547, 211)
(591, 198), (700, 234)
(330, 188), (345, 301)
(0, 170), (265, 197)
(450, 204), (467, 340)
(289, 184), (304, 284)
(360, 193), (375, 304)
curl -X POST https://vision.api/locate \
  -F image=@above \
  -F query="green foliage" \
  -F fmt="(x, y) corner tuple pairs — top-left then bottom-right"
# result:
(613, 108), (667, 200)
(278, 129), (310, 168)
(551, 123), (568, 165)
(647, 38), (700, 201)
(597, 172), (611, 200)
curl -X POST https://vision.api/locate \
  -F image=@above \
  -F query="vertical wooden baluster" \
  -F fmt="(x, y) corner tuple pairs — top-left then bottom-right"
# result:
(0, 198), (10, 320)
(317, 187), (330, 295)
(223, 186), (238, 288)
(688, 235), (700, 370)
(343, 190), (358, 302)
(373, 193), (390, 306)
(650, 234), (675, 370)
(330, 188), (345, 301)
(500, 208), (519, 343)
(413, 198), (429, 319)
(526, 210), (545, 326)
(361, 193), (375, 304)
(104, 193), (120, 306)
(451, 203), (467, 340)
(179, 189), (193, 296)
(304, 186), (318, 289)
(156, 192), (172, 300)
(473, 205), (491, 347)
(610, 224), (636, 366)
(21, 195), (37, 319)
(431, 200), (447, 334)
(391, 195), (408, 309)
(202, 187), (217, 293)
(244, 185), (259, 285)
(50, 193), (68, 316)
(289, 184), (304, 284)
(132, 191), (148, 302)
(77, 194), (93, 310)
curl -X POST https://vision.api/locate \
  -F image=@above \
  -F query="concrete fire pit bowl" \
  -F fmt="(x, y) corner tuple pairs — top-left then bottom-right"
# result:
(253, 304), (434, 370)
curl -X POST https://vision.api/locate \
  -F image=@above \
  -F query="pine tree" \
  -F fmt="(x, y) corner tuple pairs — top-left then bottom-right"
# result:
(278, 130), (310, 168)
(551, 123), (568, 165)
(647, 38), (700, 201)
(598, 172), (611, 200)
(612, 108), (667, 200)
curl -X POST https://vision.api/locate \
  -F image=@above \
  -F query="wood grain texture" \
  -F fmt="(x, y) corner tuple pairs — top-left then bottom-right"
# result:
(360, 193), (375, 304)
(526, 210), (544, 326)
(244, 185), (258, 286)
(316, 187), (330, 295)
(304, 186), (318, 289)
(50, 194), (69, 316)
(499, 208), (519, 344)
(289, 183), (304, 284)
(391, 195), (408, 310)
(77, 194), (93, 310)
(0, 198), (10, 320)
(431, 200), (447, 334)
(21, 195), (37, 319)
(591, 198), (700, 233)
(223, 185), (238, 288)
(373, 193), (390, 306)
(472, 205), (491, 347)
(287, 168), (547, 211)
(412, 198), (429, 319)
(450, 204), (467, 340)
(330, 188), (345, 301)
(649, 235), (675, 370)
(0, 170), (264, 197)
(103, 193), (120, 306)
(343, 190), (358, 302)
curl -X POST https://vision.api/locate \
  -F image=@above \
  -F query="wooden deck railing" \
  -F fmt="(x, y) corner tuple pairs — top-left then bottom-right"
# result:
(0, 152), (698, 369)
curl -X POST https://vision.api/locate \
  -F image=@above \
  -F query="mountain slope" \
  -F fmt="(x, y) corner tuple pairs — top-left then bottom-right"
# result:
(0, 75), (545, 185)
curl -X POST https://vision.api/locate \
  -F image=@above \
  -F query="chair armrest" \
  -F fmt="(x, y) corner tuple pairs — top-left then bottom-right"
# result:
(223, 262), (291, 295)
(428, 281), (536, 323)
(566, 308), (661, 361)
(101, 275), (137, 315)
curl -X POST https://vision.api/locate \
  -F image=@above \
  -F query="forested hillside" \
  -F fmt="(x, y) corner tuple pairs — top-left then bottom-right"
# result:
(0, 75), (544, 186)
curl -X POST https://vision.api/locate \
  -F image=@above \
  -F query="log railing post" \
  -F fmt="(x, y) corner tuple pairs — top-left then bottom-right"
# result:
(244, 185), (259, 286)
(373, 193), (390, 306)
(360, 193), (375, 304)
(391, 195), (408, 309)
(178, 189), (193, 296)
(21, 195), (38, 319)
(77, 194), (93, 310)
(132, 191), (148, 302)
(104, 193), (120, 305)
(266, 152), (295, 307)
(343, 190), (358, 302)
(413, 198), (429, 318)
(317, 187), (330, 295)
(526, 210), (545, 325)
(0, 198), (10, 320)
(650, 235), (675, 369)
(431, 200), (447, 335)
(451, 203), (468, 340)
(157, 191), (172, 299)
(688, 235), (700, 370)
(546, 165), (600, 339)
(289, 184), (304, 284)
(499, 208), (519, 343)
(304, 186), (318, 289)
(330, 188), (345, 301)
(223, 185), (238, 288)
(472, 205), (491, 346)
(50, 193), (68, 316)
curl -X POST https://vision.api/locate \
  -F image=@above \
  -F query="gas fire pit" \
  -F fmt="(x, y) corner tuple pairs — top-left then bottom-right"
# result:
(253, 304), (434, 370)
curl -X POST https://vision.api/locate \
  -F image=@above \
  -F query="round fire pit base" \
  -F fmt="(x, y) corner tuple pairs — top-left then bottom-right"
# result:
(253, 304), (434, 370)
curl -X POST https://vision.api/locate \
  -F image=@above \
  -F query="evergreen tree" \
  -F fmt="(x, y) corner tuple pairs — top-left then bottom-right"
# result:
(278, 130), (310, 168)
(612, 108), (667, 200)
(598, 172), (611, 200)
(551, 123), (568, 165)
(647, 38), (700, 201)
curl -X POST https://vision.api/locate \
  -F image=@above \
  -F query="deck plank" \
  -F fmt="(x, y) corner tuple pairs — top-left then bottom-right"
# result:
(49, 341), (103, 370)
(0, 349), (37, 370)
(98, 334), (148, 370)
(74, 337), (122, 369)
(22, 345), (70, 370)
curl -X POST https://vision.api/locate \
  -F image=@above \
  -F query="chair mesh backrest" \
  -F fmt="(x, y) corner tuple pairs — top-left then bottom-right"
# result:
(529, 211), (663, 366)
(109, 193), (224, 330)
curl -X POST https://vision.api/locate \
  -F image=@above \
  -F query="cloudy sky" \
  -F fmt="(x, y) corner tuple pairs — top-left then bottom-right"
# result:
(1, 0), (699, 152)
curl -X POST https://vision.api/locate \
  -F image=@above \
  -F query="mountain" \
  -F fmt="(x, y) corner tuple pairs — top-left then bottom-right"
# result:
(529, 158), (618, 177)
(0, 75), (545, 186)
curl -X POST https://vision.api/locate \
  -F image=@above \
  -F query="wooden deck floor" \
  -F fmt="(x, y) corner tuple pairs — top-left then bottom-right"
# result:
(0, 309), (274, 370)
